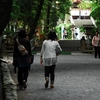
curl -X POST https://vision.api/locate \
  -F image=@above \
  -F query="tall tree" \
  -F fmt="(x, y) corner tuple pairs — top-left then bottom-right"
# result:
(10, 0), (72, 38)
(41, 0), (72, 34)
(29, 0), (45, 39)
(44, 0), (52, 33)
(0, 0), (13, 35)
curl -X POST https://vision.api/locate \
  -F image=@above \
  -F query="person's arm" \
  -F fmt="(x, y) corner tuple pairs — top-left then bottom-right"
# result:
(28, 41), (32, 56)
(40, 55), (43, 65)
(40, 41), (45, 65)
(40, 47), (43, 65)
(57, 41), (62, 52)
(13, 40), (17, 58)
(92, 36), (95, 46)
(13, 40), (18, 73)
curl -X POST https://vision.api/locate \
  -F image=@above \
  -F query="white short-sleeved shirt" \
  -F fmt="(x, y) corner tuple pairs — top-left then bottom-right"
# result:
(40, 40), (62, 66)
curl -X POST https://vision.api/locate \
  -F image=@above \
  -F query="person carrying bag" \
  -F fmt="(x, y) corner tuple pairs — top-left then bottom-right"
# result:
(40, 31), (62, 89)
(13, 29), (32, 90)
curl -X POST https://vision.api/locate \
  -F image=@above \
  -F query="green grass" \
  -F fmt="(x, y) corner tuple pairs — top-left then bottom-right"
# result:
(61, 51), (71, 55)
(32, 51), (37, 55)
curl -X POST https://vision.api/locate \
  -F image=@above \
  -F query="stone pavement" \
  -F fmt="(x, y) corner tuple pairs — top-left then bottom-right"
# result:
(5, 53), (100, 100)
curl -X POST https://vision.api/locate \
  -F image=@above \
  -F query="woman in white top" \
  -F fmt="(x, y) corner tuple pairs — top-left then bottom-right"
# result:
(92, 31), (100, 58)
(40, 31), (62, 88)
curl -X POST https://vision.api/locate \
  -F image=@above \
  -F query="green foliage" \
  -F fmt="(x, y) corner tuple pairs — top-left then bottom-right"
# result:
(90, 1), (100, 28)
(79, 26), (86, 33)
(55, 23), (72, 40)
(11, 0), (20, 19)
(55, 26), (61, 39)
(8, 0), (72, 38)
(67, 26), (72, 39)
(40, 0), (72, 30)
(90, 5), (100, 19)
(78, 1), (92, 9)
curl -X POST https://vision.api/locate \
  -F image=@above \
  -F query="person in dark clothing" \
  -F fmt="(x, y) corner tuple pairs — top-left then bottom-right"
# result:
(13, 29), (32, 89)
(63, 28), (67, 39)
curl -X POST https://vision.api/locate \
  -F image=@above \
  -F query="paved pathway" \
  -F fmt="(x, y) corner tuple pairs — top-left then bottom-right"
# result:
(8, 53), (100, 100)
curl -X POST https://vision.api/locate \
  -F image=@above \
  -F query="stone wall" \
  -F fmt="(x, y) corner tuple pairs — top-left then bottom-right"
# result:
(1, 62), (17, 100)
(33, 40), (81, 52)
(59, 40), (80, 51)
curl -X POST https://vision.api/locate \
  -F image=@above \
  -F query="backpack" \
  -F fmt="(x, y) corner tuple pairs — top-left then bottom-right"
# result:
(16, 39), (28, 56)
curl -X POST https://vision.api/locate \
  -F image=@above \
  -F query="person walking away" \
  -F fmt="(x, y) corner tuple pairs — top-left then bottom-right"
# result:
(40, 31), (62, 88)
(92, 31), (100, 58)
(63, 28), (67, 39)
(13, 29), (32, 89)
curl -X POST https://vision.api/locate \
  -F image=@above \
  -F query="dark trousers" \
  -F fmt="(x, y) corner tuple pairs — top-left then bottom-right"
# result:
(17, 67), (29, 86)
(44, 65), (56, 84)
(94, 46), (100, 58)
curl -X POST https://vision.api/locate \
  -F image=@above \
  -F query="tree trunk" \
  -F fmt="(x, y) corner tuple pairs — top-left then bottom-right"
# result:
(44, 0), (52, 34)
(29, 0), (44, 39)
(0, 0), (13, 35)
(0, 0), (12, 57)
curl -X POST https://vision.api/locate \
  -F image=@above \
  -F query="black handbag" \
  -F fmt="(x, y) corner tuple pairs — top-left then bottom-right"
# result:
(55, 45), (61, 56)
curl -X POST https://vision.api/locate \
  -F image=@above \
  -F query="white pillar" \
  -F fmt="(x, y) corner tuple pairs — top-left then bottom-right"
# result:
(61, 26), (64, 40)
(71, 28), (74, 40)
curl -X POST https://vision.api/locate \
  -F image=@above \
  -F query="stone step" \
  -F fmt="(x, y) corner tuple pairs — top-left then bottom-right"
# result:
(33, 40), (80, 52)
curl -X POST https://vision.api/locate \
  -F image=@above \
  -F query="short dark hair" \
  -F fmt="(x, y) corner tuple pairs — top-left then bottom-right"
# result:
(96, 31), (99, 34)
(17, 29), (27, 38)
(48, 31), (57, 40)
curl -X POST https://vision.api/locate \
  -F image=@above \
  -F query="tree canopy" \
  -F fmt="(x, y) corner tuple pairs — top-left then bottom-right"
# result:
(0, 0), (72, 39)
(90, 0), (100, 29)
(10, 0), (72, 38)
